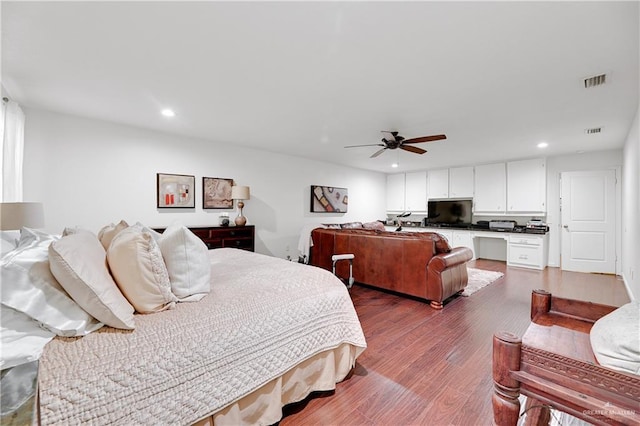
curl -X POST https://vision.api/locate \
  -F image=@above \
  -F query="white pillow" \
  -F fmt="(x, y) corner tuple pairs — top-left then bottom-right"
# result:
(158, 223), (210, 302)
(1, 228), (104, 336)
(135, 222), (162, 241)
(48, 230), (135, 330)
(107, 226), (177, 313)
(1, 305), (54, 370)
(590, 301), (640, 375)
(0, 230), (20, 256)
(97, 220), (129, 250)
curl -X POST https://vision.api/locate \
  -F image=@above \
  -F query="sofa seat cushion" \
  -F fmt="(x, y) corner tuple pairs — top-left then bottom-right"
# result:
(590, 300), (640, 375)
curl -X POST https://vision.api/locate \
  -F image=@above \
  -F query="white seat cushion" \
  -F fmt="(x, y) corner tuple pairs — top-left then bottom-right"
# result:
(590, 300), (640, 375)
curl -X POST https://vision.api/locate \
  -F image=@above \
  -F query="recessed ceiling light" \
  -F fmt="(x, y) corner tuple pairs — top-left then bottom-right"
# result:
(391, 163), (399, 168)
(537, 142), (548, 149)
(161, 109), (175, 117)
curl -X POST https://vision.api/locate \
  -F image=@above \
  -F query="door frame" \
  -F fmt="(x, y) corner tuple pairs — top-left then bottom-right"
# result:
(559, 167), (621, 275)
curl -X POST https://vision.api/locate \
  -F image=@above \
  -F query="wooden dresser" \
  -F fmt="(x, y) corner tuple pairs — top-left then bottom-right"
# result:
(154, 225), (255, 252)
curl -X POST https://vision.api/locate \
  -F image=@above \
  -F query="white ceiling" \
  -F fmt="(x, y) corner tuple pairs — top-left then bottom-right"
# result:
(2, 1), (638, 173)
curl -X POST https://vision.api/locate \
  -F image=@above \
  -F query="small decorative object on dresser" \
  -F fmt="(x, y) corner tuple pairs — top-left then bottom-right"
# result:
(231, 185), (250, 226)
(157, 173), (195, 208)
(202, 177), (233, 209)
(153, 225), (255, 252)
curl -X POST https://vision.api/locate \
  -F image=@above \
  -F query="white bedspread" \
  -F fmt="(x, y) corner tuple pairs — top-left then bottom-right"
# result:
(38, 249), (366, 425)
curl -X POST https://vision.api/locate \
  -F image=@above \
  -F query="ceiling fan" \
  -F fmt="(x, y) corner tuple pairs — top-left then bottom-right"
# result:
(345, 131), (446, 158)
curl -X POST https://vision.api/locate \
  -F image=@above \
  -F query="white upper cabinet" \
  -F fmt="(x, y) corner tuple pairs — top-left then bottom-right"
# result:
(427, 169), (449, 199)
(507, 158), (546, 213)
(386, 173), (406, 211)
(474, 163), (506, 213)
(404, 171), (427, 212)
(449, 166), (474, 199)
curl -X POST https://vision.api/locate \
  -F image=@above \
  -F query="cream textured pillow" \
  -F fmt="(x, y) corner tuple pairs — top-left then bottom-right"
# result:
(97, 220), (129, 250)
(158, 223), (211, 302)
(48, 230), (135, 330)
(107, 226), (177, 313)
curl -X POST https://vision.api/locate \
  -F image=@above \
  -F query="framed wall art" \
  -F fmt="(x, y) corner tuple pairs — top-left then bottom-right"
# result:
(157, 173), (195, 208)
(202, 177), (234, 209)
(310, 185), (348, 213)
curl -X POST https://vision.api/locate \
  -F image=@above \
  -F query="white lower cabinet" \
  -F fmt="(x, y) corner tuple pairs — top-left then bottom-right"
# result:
(418, 228), (475, 259)
(452, 230), (475, 259)
(507, 234), (548, 270)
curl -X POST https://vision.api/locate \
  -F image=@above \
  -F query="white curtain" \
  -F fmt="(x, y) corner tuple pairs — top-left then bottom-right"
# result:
(0, 100), (25, 202)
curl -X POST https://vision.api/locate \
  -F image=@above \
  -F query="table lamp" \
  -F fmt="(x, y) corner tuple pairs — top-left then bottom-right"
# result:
(0, 202), (44, 230)
(231, 186), (250, 226)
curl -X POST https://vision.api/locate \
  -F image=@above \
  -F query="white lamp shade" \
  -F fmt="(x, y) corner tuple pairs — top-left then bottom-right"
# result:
(231, 186), (250, 200)
(0, 202), (45, 230)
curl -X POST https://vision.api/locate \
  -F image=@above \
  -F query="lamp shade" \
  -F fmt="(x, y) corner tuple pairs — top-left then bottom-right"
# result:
(231, 186), (250, 200)
(0, 202), (44, 230)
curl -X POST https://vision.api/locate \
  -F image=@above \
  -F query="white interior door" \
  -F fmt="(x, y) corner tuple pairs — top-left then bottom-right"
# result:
(560, 170), (616, 273)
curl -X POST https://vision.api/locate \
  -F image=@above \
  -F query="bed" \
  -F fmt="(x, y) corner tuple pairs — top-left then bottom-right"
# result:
(1, 226), (366, 425)
(492, 290), (639, 426)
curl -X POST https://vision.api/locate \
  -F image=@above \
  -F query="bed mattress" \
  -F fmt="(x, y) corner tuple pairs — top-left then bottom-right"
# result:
(38, 248), (366, 425)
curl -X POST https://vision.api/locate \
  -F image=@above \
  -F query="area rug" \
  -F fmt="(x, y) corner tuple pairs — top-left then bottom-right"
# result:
(461, 267), (504, 296)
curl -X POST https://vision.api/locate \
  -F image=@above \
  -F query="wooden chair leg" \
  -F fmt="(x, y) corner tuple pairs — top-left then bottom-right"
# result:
(430, 300), (443, 310)
(492, 331), (522, 426)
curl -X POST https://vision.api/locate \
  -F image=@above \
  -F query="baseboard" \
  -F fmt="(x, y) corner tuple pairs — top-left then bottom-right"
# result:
(621, 273), (635, 302)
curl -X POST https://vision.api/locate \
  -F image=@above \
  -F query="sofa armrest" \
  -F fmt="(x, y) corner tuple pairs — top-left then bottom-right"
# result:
(428, 247), (473, 272)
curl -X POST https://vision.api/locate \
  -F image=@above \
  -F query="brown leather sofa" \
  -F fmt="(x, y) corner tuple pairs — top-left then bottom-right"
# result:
(310, 228), (473, 309)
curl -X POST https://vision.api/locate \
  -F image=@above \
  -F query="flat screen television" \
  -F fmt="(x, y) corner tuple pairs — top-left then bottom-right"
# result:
(426, 199), (473, 225)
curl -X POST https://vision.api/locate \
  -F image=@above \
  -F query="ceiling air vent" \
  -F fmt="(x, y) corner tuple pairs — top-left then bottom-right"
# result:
(584, 73), (606, 88)
(585, 127), (602, 134)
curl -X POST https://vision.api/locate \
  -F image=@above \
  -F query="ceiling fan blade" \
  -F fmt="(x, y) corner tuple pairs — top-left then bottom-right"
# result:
(344, 143), (385, 148)
(370, 148), (387, 158)
(400, 145), (427, 155)
(403, 134), (447, 144)
(380, 131), (398, 142)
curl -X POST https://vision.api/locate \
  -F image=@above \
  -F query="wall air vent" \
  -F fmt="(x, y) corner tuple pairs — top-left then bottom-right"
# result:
(583, 74), (606, 88)
(585, 127), (602, 134)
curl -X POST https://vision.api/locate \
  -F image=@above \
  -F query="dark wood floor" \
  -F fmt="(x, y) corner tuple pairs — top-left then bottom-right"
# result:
(280, 260), (629, 426)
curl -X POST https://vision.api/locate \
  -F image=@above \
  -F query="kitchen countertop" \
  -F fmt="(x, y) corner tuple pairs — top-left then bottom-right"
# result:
(386, 223), (548, 235)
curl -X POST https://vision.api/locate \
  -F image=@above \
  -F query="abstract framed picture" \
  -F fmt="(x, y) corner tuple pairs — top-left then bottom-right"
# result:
(310, 185), (348, 213)
(202, 177), (234, 209)
(157, 173), (195, 208)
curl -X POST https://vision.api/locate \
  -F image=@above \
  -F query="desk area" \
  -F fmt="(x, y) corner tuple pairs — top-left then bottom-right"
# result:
(473, 231), (549, 270)
(387, 225), (549, 270)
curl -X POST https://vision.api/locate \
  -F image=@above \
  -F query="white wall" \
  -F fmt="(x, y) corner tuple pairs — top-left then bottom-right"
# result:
(22, 108), (387, 258)
(546, 150), (623, 269)
(622, 104), (639, 300)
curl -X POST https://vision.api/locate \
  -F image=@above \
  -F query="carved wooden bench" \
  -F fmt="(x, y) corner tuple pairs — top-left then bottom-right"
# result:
(492, 289), (640, 426)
